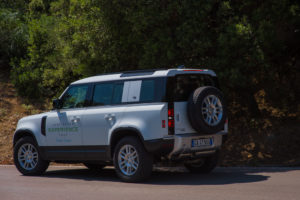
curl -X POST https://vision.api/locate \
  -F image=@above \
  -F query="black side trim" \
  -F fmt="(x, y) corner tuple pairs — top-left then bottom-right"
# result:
(144, 138), (174, 155)
(39, 145), (110, 161)
(110, 127), (145, 158)
(110, 127), (174, 156)
(41, 116), (47, 136)
(111, 127), (145, 143)
(13, 129), (38, 146)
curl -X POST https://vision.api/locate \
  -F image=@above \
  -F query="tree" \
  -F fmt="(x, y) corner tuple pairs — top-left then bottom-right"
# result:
(8, 0), (300, 119)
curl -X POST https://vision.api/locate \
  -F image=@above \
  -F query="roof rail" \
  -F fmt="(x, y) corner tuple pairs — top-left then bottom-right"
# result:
(122, 69), (156, 74)
(96, 68), (167, 77)
(122, 68), (167, 74)
(120, 68), (166, 77)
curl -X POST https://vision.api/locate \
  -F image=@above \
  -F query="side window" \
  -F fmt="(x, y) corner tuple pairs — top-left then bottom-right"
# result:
(92, 83), (114, 106)
(61, 85), (89, 109)
(140, 80), (155, 102)
(122, 78), (165, 103)
(112, 83), (124, 104)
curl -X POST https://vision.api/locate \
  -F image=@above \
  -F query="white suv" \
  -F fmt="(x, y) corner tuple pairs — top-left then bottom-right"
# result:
(13, 68), (228, 182)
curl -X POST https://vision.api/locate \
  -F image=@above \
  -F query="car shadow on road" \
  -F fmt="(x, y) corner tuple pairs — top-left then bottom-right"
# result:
(40, 167), (297, 185)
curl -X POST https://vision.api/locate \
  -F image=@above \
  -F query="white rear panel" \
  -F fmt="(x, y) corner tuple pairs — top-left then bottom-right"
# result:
(174, 102), (197, 135)
(110, 103), (168, 142)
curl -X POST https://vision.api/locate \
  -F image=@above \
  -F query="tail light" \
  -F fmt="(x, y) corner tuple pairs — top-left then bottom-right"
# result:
(168, 104), (175, 135)
(168, 108), (174, 127)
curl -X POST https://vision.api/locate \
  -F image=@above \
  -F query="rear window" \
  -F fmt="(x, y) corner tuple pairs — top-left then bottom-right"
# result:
(168, 74), (216, 101)
(122, 78), (166, 103)
(140, 80), (155, 102)
(140, 78), (165, 103)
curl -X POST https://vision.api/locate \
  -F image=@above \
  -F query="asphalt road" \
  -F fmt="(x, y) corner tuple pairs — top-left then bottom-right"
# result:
(0, 165), (299, 200)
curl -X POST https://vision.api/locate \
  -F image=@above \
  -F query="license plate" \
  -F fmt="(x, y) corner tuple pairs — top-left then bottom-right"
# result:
(191, 138), (213, 148)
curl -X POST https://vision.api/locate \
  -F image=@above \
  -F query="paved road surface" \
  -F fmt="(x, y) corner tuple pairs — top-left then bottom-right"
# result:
(0, 165), (299, 200)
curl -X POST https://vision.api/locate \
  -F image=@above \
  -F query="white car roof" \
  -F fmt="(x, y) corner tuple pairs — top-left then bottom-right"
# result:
(71, 68), (216, 85)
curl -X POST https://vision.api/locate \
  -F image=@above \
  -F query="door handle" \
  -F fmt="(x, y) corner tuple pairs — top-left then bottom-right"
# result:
(71, 116), (80, 123)
(104, 114), (116, 121)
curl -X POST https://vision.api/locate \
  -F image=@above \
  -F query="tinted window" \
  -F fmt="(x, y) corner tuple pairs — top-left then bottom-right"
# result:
(140, 80), (155, 102)
(61, 85), (89, 109)
(91, 78), (165, 106)
(173, 75), (215, 101)
(92, 83), (114, 106)
(112, 83), (124, 104)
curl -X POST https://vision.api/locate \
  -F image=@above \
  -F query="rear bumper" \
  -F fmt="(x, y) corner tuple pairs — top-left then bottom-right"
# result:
(167, 131), (227, 160)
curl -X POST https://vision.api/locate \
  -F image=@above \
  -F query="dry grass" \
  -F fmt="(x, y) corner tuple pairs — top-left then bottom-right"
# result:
(0, 69), (46, 164)
(0, 70), (25, 164)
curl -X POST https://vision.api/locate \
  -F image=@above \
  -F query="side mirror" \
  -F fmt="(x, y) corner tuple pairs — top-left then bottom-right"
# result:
(52, 99), (62, 110)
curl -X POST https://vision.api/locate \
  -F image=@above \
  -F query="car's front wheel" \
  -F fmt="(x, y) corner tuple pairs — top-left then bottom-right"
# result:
(113, 136), (153, 182)
(14, 136), (49, 175)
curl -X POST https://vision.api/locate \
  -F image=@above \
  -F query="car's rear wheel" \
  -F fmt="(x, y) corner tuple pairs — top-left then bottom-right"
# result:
(14, 136), (49, 175)
(83, 163), (105, 171)
(184, 152), (219, 173)
(113, 136), (153, 182)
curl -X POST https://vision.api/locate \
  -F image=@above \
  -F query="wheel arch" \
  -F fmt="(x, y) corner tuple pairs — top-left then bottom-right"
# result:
(13, 129), (38, 147)
(109, 127), (145, 158)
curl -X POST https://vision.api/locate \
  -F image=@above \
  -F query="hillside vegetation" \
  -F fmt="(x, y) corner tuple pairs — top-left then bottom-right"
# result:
(0, 68), (47, 164)
(0, 0), (299, 165)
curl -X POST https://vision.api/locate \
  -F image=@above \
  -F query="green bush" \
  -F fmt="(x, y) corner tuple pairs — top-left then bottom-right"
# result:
(0, 8), (28, 66)
(11, 14), (56, 98)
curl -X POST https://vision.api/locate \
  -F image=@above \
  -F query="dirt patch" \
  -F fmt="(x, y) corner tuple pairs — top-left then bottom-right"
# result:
(0, 69), (25, 164)
(220, 119), (300, 166)
(0, 68), (46, 164)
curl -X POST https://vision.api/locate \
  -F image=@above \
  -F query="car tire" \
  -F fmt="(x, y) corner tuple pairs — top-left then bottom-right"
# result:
(13, 136), (49, 175)
(83, 163), (105, 171)
(187, 86), (227, 134)
(184, 152), (219, 173)
(113, 136), (153, 182)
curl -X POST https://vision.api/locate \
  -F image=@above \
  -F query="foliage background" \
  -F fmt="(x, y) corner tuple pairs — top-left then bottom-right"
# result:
(0, 0), (299, 165)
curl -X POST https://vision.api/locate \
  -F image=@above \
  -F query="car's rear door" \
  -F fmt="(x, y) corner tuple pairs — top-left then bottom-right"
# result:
(81, 81), (126, 160)
(168, 74), (216, 135)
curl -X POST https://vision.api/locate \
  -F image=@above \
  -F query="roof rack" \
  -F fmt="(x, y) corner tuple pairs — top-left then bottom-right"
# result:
(120, 68), (166, 77)
(122, 68), (166, 74)
(96, 68), (167, 77)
